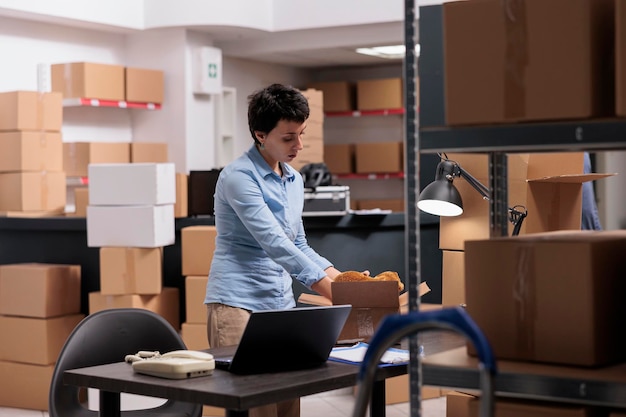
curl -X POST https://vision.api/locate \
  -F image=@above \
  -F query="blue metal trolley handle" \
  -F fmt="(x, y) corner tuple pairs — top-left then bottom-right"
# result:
(352, 306), (497, 417)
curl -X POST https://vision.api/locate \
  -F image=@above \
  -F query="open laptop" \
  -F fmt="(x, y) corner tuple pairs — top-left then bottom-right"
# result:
(213, 304), (351, 374)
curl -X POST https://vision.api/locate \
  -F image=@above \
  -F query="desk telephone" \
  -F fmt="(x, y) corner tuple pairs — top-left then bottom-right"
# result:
(126, 350), (215, 379)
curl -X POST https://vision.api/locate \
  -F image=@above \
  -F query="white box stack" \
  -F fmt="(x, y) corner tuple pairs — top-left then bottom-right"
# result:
(86, 163), (176, 247)
(86, 162), (179, 330)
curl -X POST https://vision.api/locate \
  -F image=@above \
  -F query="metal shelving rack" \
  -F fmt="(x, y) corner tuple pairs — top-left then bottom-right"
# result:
(409, 2), (626, 411)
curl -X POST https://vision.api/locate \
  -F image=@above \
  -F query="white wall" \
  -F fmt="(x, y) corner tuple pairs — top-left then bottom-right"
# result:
(221, 56), (311, 160)
(0, 14), (311, 173)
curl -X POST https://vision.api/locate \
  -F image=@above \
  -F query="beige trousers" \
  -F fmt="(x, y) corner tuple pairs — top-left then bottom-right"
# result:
(206, 303), (300, 417)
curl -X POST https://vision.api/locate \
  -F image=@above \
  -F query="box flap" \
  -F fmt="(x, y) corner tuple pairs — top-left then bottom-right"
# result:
(528, 173), (616, 183)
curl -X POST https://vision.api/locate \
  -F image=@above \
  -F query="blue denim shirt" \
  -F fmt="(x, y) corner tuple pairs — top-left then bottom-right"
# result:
(204, 145), (332, 311)
(581, 152), (602, 230)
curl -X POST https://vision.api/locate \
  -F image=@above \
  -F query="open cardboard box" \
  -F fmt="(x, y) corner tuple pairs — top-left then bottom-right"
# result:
(298, 281), (430, 343)
(439, 152), (617, 250)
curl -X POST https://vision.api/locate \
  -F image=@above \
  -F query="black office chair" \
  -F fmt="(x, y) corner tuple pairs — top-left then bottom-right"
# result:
(49, 308), (202, 417)
(352, 306), (497, 417)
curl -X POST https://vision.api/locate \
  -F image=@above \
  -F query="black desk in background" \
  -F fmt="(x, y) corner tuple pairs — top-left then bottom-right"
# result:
(63, 344), (408, 417)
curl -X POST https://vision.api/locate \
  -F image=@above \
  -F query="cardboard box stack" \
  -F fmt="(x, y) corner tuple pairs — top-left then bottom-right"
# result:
(307, 81), (356, 113)
(0, 263), (84, 410)
(0, 91), (66, 216)
(180, 225), (217, 350)
(437, 152), (614, 307)
(86, 162), (179, 330)
(179, 225), (224, 417)
(290, 88), (324, 171)
(356, 78), (403, 111)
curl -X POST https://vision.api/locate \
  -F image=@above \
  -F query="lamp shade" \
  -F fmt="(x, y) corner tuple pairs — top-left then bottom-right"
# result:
(417, 179), (464, 216)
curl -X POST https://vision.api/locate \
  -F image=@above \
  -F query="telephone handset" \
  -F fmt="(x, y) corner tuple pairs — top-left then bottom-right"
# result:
(130, 349), (215, 379)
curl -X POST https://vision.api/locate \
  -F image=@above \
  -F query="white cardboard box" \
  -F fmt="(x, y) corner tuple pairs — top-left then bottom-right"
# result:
(88, 163), (176, 206)
(87, 205), (175, 248)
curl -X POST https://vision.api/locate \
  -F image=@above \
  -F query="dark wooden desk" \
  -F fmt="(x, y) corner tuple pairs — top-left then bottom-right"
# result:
(63, 345), (408, 417)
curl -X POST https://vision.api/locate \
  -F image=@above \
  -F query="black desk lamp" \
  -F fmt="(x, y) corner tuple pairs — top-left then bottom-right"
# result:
(418, 157), (527, 236)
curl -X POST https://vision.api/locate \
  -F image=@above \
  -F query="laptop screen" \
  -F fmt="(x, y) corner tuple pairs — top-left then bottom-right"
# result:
(220, 304), (351, 374)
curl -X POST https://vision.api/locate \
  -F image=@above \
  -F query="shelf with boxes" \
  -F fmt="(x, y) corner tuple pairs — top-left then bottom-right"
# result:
(309, 78), (407, 212)
(415, 1), (626, 413)
(50, 62), (164, 107)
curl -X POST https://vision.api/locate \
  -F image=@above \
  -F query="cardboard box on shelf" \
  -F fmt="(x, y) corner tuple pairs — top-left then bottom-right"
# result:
(437, 152), (615, 251)
(300, 88), (324, 121)
(443, 0), (614, 126)
(0, 314), (84, 365)
(51, 62), (125, 101)
(181, 226), (217, 276)
(130, 142), (168, 163)
(441, 250), (464, 307)
(125, 67), (164, 104)
(175, 172), (188, 218)
(446, 390), (595, 417)
(0, 263), (81, 318)
(0, 90), (63, 132)
(298, 281), (430, 342)
(181, 322), (209, 350)
(72, 187), (89, 217)
(0, 131), (63, 173)
(324, 144), (354, 174)
(306, 81), (356, 112)
(465, 230), (626, 366)
(186, 275), (208, 324)
(87, 204), (175, 248)
(356, 78), (403, 111)
(0, 171), (66, 212)
(355, 142), (403, 174)
(99, 247), (163, 295)
(88, 162), (176, 206)
(63, 142), (130, 177)
(0, 361), (54, 411)
(88, 287), (180, 330)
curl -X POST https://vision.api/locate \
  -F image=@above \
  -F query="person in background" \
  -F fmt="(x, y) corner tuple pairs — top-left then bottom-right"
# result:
(204, 83), (360, 417)
(582, 152), (602, 230)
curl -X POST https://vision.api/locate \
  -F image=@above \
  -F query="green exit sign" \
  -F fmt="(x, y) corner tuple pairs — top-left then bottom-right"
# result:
(208, 63), (218, 78)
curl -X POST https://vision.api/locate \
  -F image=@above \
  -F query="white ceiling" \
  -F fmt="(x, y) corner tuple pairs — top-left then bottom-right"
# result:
(209, 21), (413, 68)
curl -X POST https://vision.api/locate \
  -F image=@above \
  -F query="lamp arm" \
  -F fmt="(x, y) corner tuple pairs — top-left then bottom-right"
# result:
(456, 162), (529, 235)
(457, 165), (491, 200)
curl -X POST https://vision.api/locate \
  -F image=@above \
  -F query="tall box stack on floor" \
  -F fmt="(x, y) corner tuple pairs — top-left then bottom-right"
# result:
(180, 225), (223, 417)
(180, 225), (217, 350)
(0, 263), (83, 410)
(0, 91), (66, 216)
(86, 162), (180, 330)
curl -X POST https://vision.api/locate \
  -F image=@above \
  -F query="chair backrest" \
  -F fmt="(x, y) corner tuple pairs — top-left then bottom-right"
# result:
(49, 308), (202, 417)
